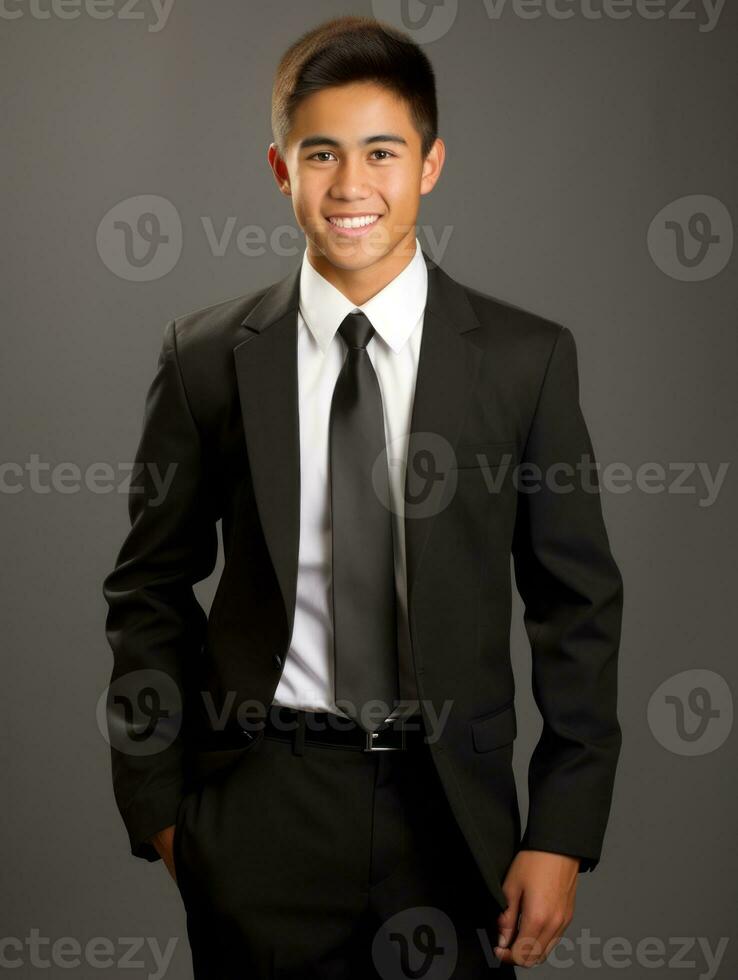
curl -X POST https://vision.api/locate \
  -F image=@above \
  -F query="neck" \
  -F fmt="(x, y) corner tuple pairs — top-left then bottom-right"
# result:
(307, 230), (418, 306)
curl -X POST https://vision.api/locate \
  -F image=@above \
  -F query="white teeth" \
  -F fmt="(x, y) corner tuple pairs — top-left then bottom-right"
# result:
(328, 214), (380, 229)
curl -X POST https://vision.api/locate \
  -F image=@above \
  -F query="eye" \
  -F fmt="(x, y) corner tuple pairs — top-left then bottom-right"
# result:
(307, 149), (397, 162)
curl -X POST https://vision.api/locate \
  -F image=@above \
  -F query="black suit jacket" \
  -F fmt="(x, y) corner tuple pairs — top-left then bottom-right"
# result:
(102, 250), (623, 913)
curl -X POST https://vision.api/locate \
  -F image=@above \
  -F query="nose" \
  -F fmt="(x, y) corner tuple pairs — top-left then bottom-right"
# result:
(328, 155), (372, 201)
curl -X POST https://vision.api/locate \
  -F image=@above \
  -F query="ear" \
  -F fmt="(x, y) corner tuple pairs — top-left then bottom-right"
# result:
(420, 137), (446, 196)
(267, 142), (292, 197)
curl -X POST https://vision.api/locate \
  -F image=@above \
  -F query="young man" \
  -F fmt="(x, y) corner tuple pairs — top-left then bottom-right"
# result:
(102, 15), (623, 979)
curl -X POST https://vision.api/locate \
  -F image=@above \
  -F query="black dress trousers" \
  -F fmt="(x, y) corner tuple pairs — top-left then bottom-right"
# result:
(173, 725), (517, 979)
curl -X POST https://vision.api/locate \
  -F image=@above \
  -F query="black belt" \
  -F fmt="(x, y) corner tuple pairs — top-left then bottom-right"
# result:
(262, 705), (426, 752)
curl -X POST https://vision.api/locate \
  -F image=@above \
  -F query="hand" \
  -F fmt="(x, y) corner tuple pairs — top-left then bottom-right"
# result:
(149, 825), (177, 883)
(494, 850), (578, 968)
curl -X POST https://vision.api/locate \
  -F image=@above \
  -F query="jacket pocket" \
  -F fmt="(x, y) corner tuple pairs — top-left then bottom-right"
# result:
(470, 699), (517, 752)
(451, 441), (516, 470)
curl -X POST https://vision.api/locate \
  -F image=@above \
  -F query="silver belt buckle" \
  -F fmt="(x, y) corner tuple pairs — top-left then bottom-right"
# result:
(363, 721), (406, 752)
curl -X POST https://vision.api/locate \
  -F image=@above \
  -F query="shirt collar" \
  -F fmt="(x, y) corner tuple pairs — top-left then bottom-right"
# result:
(298, 237), (427, 355)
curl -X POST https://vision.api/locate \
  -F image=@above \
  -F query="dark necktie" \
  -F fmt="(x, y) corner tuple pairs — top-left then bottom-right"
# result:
(329, 311), (400, 733)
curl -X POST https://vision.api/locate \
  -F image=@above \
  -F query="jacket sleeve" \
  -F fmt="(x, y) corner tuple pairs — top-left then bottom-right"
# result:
(512, 325), (624, 873)
(101, 320), (218, 861)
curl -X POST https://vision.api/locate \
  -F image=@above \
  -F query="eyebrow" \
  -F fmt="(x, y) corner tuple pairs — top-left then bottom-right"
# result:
(298, 133), (408, 151)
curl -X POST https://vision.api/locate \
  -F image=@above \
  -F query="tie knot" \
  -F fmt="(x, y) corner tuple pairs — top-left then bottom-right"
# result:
(338, 311), (375, 351)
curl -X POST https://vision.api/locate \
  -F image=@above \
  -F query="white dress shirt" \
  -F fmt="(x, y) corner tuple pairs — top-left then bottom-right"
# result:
(272, 237), (427, 720)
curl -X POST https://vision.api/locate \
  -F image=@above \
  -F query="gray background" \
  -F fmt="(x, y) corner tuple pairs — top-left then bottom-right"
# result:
(2, 1), (736, 977)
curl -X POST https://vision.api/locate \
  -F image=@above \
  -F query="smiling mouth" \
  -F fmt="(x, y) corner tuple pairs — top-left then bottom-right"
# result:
(325, 214), (382, 235)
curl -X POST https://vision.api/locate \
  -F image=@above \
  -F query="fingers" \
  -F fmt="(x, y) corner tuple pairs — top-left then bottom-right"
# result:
(495, 899), (572, 967)
(495, 884), (521, 957)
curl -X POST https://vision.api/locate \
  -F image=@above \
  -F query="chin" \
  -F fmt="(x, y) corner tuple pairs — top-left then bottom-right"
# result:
(317, 239), (390, 270)
(333, 252), (389, 273)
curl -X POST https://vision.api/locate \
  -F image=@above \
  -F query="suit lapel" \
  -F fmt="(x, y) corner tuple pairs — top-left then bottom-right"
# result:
(403, 256), (483, 602)
(233, 265), (302, 641)
(232, 250), (482, 638)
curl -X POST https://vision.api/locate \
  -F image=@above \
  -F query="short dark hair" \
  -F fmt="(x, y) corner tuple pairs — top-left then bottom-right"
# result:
(271, 15), (438, 159)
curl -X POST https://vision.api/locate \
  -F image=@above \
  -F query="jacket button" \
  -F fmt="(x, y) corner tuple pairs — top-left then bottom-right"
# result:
(273, 654), (283, 669)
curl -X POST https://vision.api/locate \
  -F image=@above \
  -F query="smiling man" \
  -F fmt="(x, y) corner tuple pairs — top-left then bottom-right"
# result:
(103, 14), (624, 980)
(271, 77), (441, 303)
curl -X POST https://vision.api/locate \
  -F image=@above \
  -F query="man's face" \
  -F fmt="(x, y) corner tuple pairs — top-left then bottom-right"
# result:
(269, 81), (443, 280)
